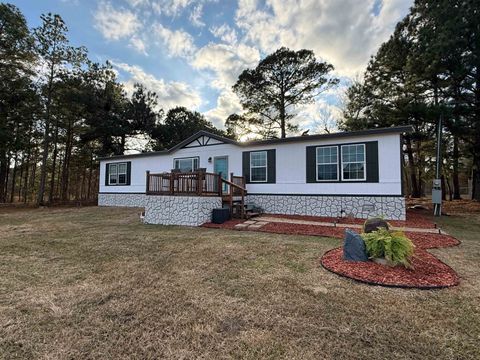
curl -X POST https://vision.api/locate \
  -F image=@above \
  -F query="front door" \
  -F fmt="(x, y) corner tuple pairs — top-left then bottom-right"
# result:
(214, 156), (228, 192)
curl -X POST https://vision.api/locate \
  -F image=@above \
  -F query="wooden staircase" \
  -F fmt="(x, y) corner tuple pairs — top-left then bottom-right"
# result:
(221, 173), (258, 219)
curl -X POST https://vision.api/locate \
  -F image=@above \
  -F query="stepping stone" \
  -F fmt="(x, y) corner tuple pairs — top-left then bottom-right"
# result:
(248, 224), (264, 229)
(255, 221), (269, 226)
(244, 220), (257, 224)
(235, 223), (248, 229)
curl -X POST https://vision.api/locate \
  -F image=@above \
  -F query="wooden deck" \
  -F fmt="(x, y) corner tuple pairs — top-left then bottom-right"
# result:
(146, 171), (249, 218)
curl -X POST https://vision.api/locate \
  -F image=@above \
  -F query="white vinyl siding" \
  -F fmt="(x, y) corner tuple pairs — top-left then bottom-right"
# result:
(250, 151), (267, 182)
(341, 144), (366, 181)
(316, 146), (338, 181)
(174, 157), (199, 172)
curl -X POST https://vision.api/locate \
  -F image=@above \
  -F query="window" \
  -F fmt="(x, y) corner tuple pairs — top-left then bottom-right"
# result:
(174, 157), (199, 172)
(250, 151), (267, 182)
(108, 162), (128, 185)
(316, 146), (338, 181)
(341, 144), (366, 180)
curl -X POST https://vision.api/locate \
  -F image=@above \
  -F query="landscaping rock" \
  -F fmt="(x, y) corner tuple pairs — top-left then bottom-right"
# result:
(364, 218), (390, 233)
(343, 229), (369, 262)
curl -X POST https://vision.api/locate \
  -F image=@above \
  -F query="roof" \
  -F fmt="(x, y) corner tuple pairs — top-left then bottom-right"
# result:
(99, 125), (412, 161)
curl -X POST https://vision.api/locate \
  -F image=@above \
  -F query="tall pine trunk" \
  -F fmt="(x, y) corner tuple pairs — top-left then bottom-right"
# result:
(60, 118), (73, 201)
(405, 137), (420, 197)
(0, 150), (7, 203)
(48, 119), (60, 204)
(452, 135), (461, 199)
(9, 153), (18, 203)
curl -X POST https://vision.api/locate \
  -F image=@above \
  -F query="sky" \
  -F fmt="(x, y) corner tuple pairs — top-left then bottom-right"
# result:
(10, 0), (413, 133)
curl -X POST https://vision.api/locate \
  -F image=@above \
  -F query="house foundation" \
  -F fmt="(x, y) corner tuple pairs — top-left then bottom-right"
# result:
(246, 194), (406, 220)
(98, 193), (146, 207)
(144, 195), (222, 226)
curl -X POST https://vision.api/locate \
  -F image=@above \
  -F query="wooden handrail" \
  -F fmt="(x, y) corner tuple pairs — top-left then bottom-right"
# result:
(221, 178), (245, 191)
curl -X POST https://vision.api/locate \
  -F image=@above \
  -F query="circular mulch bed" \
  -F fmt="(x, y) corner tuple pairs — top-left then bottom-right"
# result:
(321, 248), (460, 289)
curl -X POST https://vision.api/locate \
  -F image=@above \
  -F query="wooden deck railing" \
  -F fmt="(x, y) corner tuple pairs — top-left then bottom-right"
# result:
(146, 171), (223, 196)
(146, 170), (248, 218)
(221, 175), (247, 218)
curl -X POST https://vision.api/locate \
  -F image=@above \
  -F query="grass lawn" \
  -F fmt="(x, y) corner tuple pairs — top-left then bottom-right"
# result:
(0, 207), (479, 359)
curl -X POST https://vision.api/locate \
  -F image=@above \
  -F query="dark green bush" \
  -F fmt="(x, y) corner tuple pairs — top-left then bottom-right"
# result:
(361, 228), (415, 268)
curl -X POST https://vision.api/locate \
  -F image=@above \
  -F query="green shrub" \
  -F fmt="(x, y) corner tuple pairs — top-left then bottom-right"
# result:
(361, 228), (415, 268)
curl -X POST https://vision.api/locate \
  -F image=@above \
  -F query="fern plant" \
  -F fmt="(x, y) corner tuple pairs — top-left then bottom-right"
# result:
(361, 228), (415, 268)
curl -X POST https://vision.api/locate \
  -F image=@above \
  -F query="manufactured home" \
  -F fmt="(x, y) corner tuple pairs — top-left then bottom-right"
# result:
(98, 126), (411, 225)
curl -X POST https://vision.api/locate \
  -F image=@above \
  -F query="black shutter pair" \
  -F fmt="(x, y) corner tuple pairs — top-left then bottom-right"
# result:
(105, 162), (131, 186)
(242, 150), (276, 184)
(306, 142), (379, 183)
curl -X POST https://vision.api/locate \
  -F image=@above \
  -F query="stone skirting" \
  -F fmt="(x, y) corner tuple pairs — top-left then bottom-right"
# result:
(246, 194), (406, 220)
(98, 193), (147, 207)
(144, 195), (222, 226)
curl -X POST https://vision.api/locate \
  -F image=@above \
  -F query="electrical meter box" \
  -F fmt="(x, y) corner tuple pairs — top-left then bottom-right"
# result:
(432, 179), (442, 204)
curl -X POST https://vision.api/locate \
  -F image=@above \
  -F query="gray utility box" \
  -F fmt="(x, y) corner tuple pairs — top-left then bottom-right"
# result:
(432, 179), (442, 204)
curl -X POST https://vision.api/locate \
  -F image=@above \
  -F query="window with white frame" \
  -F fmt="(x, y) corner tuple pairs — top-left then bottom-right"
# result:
(341, 144), (366, 180)
(316, 146), (338, 181)
(250, 151), (267, 182)
(108, 162), (128, 185)
(174, 157), (199, 172)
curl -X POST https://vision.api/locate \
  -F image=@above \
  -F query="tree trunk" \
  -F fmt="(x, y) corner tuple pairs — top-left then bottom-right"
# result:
(441, 175), (446, 201)
(23, 157), (29, 203)
(279, 91), (286, 138)
(0, 150), (7, 203)
(60, 118), (73, 201)
(9, 153), (18, 203)
(451, 135), (461, 199)
(473, 159), (480, 201)
(37, 59), (56, 206)
(18, 156), (24, 201)
(405, 137), (420, 197)
(29, 155), (37, 203)
(48, 119), (60, 204)
(87, 153), (93, 200)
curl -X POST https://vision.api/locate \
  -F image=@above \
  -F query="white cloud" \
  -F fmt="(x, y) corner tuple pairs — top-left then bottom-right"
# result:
(94, 1), (141, 40)
(209, 23), (237, 44)
(189, 4), (205, 27)
(129, 36), (148, 55)
(192, 43), (260, 89)
(204, 89), (243, 128)
(157, 0), (192, 16)
(192, 43), (260, 127)
(126, 0), (193, 16)
(235, 0), (412, 76)
(153, 23), (196, 58)
(112, 62), (202, 110)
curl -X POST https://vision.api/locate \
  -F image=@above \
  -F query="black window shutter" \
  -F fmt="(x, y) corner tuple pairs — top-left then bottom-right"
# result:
(242, 152), (250, 183)
(267, 149), (276, 183)
(366, 141), (379, 182)
(126, 162), (131, 185)
(306, 146), (317, 183)
(105, 163), (110, 186)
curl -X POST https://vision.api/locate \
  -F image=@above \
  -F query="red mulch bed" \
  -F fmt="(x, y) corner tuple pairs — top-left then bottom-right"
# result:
(259, 222), (345, 238)
(321, 247), (459, 289)
(202, 216), (460, 289)
(202, 220), (459, 250)
(266, 213), (365, 225)
(265, 209), (436, 229)
(390, 210), (436, 229)
(406, 232), (461, 249)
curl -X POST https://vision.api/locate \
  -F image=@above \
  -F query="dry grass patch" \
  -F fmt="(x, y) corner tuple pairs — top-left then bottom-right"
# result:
(0, 206), (479, 359)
